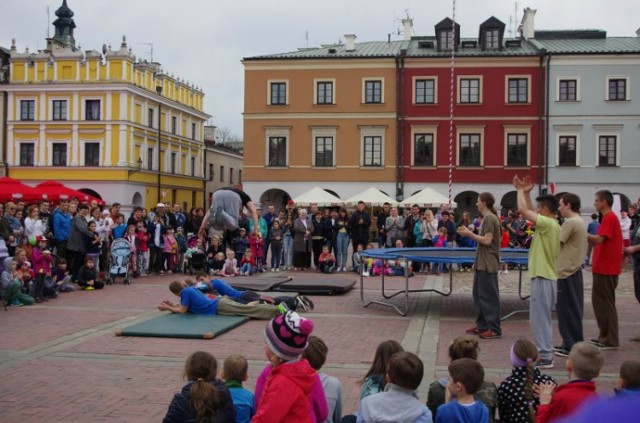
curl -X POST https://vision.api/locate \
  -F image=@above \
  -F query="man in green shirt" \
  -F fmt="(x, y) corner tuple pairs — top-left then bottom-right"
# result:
(514, 175), (560, 369)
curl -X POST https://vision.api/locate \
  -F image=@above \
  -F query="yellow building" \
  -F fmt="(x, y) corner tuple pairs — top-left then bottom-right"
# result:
(5, 0), (209, 209)
(242, 34), (399, 207)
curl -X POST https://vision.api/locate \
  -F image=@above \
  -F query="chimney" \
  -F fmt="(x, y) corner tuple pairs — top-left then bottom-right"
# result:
(344, 34), (356, 51)
(402, 18), (413, 41)
(519, 7), (536, 39)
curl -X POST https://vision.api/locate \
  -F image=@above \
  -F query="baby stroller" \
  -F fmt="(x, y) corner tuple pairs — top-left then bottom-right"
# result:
(185, 235), (207, 275)
(107, 238), (133, 285)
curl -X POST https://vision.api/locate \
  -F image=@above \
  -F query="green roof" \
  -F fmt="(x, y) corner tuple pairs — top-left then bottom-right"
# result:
(245, 41), (405, 60)
(535, 37), (640, 54)
(405, 37), (539, 57)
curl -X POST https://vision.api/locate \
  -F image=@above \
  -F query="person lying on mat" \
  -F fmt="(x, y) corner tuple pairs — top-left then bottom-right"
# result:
(190, 275), (314, 312)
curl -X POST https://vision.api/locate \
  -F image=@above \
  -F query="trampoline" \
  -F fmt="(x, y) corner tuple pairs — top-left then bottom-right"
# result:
(360, 247), (529, 317)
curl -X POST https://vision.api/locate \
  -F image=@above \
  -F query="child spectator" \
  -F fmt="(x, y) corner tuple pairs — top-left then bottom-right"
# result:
(209, 252), (226, 276)
(536, 342), (603, 423)
(371, 259), (392, 277)
(430, 226), (448, 275)
(616, 360), (640, 396)
(318, 244), (336, 273)
(1, 257), (34, 307)
(221, 354), (255, 423)
(135, 221), (150, 277)
(238, 250), (255, 276)
(428, 336), (497, 422)
(51, 258), (74, 292)
(232, 228), (248, 261)
(111, 213), (127, 239)
(269, 220), (283, 272)
(249, 231), (265, 272)
(352, 243), (365, 274)
(162, 226), (177, 274)
(360, 339), (405, 399)
(500, 223), (511, 275)
(253, 311), (325, 423)
(303, 335), (343, 423)
(31, 235), (54, 303)
(124, 224), (139, 277)
(362, 243), (376, 277)
(85, 220), (102, 271)
(357, 352), (432, 423)
(498, 339), (556, 423)
(207, 235), (226, 268)
(163, 350), (235, 423)
(77, 257), (104, 290)
(174, 227), (187, 273)
(436, 358), (489, 423)
(220, 250), (239, 277)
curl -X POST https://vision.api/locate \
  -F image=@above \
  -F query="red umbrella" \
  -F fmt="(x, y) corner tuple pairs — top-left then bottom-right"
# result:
(0, 177), (44, 203)
(35, 180), (104, 205)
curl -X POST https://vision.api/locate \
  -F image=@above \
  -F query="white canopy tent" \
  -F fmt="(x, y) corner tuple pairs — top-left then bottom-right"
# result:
(292, 186), (342, 207)
(343, 187), (397, 207)
(400, 187), (457, 209)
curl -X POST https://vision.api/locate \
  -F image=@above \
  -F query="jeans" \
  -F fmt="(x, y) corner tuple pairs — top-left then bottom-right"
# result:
(271, 243), (282, 269)
(282, 233), (293, 268)
(240, 263), (255, 275)
(336, 232), (349, 269)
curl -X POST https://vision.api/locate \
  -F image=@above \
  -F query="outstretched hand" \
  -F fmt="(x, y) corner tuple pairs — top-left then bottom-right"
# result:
(533, 381), (555, 405)
(522, 175), (534, 193)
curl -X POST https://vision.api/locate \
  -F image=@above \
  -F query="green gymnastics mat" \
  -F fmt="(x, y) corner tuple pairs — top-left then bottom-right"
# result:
(115, 313), (250, 339)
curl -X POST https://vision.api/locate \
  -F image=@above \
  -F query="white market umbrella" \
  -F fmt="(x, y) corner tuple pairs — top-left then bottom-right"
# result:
(292, 186), (342, 207)
(343, 187), (397, 207)
(400, 187), (457, 209)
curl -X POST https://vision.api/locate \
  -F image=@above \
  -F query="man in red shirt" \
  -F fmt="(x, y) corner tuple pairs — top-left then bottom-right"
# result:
(587, 190), (623, 349)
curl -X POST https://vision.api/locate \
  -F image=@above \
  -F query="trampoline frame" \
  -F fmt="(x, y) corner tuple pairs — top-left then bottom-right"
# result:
(359, 247), (530, 317)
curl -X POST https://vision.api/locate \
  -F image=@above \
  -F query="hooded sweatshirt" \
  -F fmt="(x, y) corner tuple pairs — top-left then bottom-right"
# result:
(253, 359), (317, 423)
(357, 383), (432, 423)
(1, 256), (16, 295)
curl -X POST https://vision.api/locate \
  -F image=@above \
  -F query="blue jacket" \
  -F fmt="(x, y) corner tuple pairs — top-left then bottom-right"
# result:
(162, 379), (235, 423)
(52, 209), (71, 242)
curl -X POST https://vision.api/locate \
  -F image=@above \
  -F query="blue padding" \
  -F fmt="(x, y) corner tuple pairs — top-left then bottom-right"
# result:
(361, 247), (529, 265)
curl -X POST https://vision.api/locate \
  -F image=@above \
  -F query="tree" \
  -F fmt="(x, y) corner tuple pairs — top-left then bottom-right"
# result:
(215, 126), (241, 143)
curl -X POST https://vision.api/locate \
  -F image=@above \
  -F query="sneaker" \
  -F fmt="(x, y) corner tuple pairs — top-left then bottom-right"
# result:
(276, 268), (280, 272)
(277, 302), (290, 315)
(535, 358), (555, 369)
(589, 339), (619, 350)
(465, 326), (480, 335)
(296, 295), (315, 312)
(9, 299), (23, 307)
(84, 286), (95, 291)
(554, 347), (570, 357)
(478, 330), (501, 339)
(362, 271), (370, 277)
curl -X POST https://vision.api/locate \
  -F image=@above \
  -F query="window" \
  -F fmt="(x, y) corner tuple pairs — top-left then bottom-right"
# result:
(508, 78), (528, 103)
(314, 136), (334, 167)
(439, 30), (453, 50)
(171, 116), (177, 134)
(20, 100), (35, 121)
(414, 134), (434, 166)
(148, 109), (154, 127)
(268, 136), (287, 167)
(607, 78), (627, 101)
(270, 82), (287, 105)
(485, 29), (500, 49)
(364, 80), (382, 104)
(191, 123), (196, 140)
(559, 79), (577, 101)
(191, 157), (196, 177)
(363, 136), (382, 167)
(316, 81), (333, 104)
(598, 136), (617, 166)
(459, 134), (481, 166)
(170, 152), (176, 174)
(85, 99), (101, 120)
(208, 163), (214, 181)
(52, 143), (67, 166)
(84, 143), (100, 166)
(415, 79), (435, 104)
(229, 167), (234, 184)
(52, 100), (67, 121)
(506, 134), (527, 167)
(459, 78), (480, 103)
(147, 148), (154, 171)
(19, 143), (35, 166)
(558, 136), (577, 166)
(220, 165), (225, 182)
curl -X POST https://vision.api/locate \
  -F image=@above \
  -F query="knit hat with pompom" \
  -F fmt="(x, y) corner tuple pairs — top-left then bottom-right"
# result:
(264, 311), (314, 361)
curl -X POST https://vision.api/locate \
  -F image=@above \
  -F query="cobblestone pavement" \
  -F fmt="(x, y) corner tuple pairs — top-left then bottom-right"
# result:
(0, 267), (637, 422)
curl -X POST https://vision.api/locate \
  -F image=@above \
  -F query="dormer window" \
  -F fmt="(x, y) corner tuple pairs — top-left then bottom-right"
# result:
(439, 30), (453, 50)
(434, 18), (460, 52)
(485, 29), (500, 49)
(479, 16), (505, 51)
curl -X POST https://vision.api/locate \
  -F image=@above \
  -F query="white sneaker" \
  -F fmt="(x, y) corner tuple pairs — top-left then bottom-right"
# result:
(276, 268), (280, 272)
(362, 271), (370, 277)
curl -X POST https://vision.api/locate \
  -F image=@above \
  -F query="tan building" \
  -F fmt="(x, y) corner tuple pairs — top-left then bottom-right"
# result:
(242, 35), (401, 209)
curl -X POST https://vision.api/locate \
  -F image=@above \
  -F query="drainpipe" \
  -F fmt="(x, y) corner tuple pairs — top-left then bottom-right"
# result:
(395, 49), (407, 201)
(537, 48), (547, 193)
(545, 52), (551, 191)
(1, 91), (7, 176)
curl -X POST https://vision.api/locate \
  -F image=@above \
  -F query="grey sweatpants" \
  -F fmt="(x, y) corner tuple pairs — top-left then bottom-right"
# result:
(530, 277), (557, 361)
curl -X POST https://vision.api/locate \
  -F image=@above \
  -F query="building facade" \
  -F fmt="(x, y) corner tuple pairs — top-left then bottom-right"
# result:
(204, 125), (244, 206)
(4, 0), (209, 210)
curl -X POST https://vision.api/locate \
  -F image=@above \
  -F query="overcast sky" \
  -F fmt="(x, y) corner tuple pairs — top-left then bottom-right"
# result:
(2, 0), (639, 137)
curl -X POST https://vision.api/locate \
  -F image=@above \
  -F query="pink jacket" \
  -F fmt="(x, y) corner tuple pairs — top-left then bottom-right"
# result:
(31, 247), (53, 275)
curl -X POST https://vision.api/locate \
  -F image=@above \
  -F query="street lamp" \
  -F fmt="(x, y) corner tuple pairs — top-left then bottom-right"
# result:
(156, 84), (163, 203)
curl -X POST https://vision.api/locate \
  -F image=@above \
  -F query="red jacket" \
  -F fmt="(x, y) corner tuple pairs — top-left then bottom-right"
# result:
(536, 380), (597, 423)
(253, 359), (317, 423)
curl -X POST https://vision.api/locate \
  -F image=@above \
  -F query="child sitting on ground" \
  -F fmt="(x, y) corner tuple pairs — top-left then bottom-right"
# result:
(357, 351), (432, 423)
(360, 339), (405, 399)
(362, 243), (376, 277)
(436, 358), (489, 423)
(536, 342), (603, 423)
(616, 360), (640, 396)
(163, 350), (235, 423)
(0, 257), (34, 307)
(303, 335), (343, 423)
(220, 250), (239, 277)
(370, 258), (392, 277)
(221, 354), (255, 423)
(238, 250), (255, 276)
(352, 243), (364, 274)
(318, 244), (336, 273)
(77, 257), (104, 290)
(51, 258), (74, 292)
(209, 252), (226, 276)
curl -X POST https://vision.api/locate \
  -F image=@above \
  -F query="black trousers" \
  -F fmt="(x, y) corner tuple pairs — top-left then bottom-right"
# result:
(472, 270), (501, 334)
(67, 250), (85, 282)
(557, 270), (584, 350)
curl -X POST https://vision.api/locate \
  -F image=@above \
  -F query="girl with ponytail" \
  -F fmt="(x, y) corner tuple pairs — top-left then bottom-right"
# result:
(163, 351), (235, 423)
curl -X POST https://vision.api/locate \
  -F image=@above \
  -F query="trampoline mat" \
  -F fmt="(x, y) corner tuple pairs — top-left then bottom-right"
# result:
(115, 313), (249, 339)
(224, 276), (292, 291)
(362, 247), (528, 265)
(273, 276), (356, 295)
